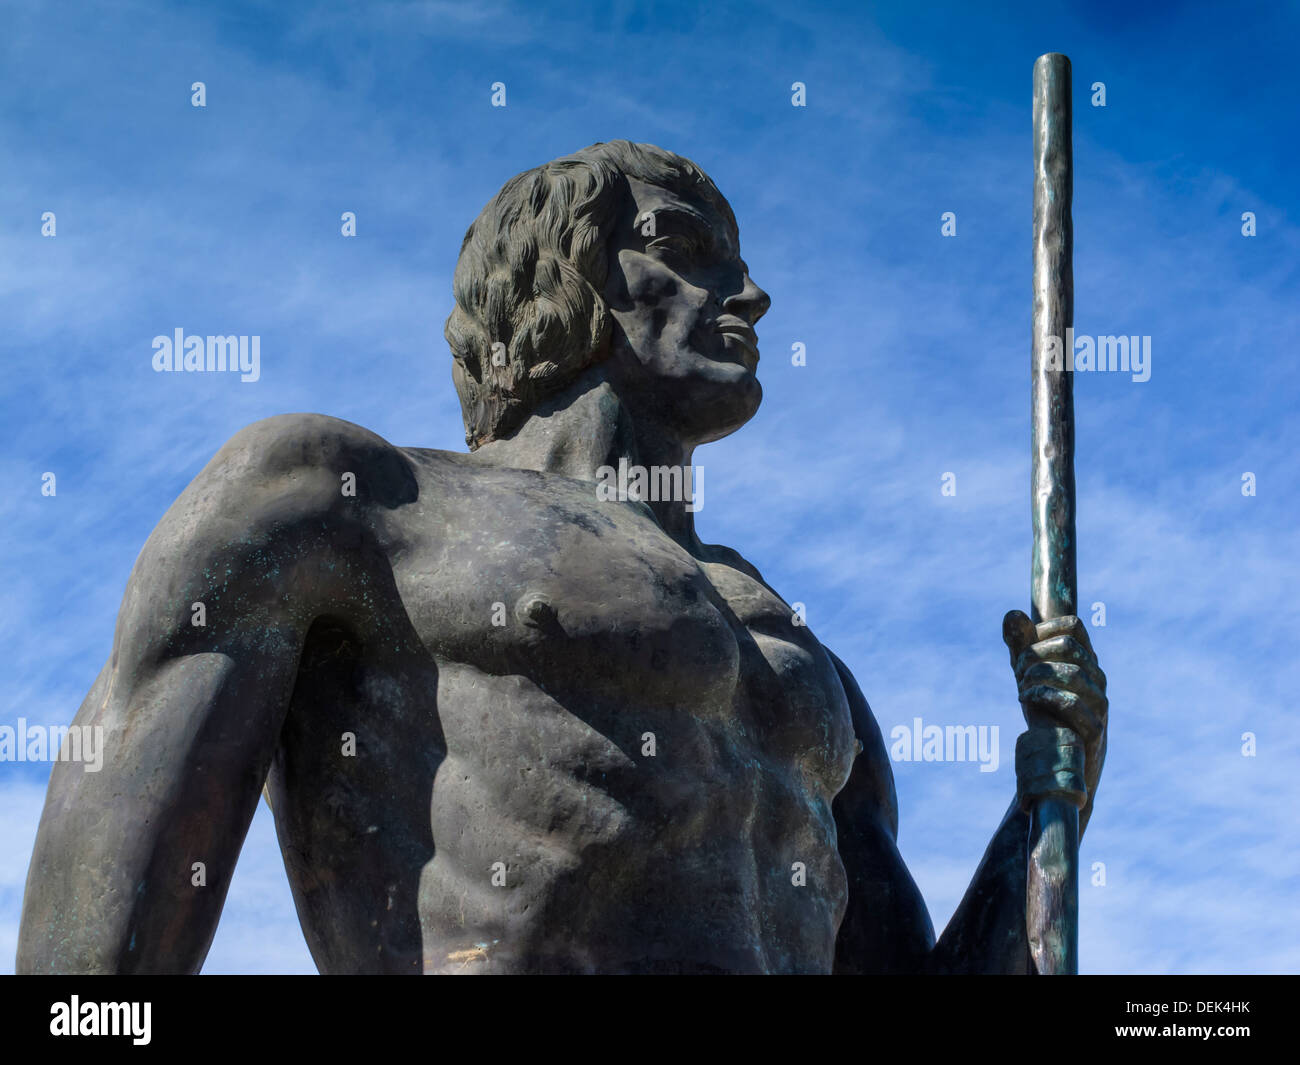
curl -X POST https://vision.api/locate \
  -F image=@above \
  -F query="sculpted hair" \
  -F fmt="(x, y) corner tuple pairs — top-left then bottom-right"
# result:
(445, 140), (737, 449)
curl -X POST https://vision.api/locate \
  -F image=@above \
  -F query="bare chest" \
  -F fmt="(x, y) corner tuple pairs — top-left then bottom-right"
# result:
(382, 462), (856, 790)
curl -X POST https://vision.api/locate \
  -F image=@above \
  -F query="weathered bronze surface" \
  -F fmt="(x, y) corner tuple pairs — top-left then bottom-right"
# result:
(17, 137), (1107, 974)
(1028, 52), (1083, 976)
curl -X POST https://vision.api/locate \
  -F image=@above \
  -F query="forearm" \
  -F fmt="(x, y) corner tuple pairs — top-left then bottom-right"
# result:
(928, 798), (1033, 974)
(17, 653), (287, 973)
(929, 751), (1101, 976)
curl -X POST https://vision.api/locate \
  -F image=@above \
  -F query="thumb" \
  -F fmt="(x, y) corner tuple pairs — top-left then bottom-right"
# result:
(1002, 609), (1037, 667)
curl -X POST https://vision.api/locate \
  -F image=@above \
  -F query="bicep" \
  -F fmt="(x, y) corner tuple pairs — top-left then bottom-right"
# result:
(20, 648), (301, 973)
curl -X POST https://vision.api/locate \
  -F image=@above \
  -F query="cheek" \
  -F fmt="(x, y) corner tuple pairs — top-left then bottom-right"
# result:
(616, 254), (711, 345)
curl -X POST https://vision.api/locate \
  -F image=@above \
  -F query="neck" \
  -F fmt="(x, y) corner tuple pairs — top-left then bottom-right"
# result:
(472, 364), (699, 547)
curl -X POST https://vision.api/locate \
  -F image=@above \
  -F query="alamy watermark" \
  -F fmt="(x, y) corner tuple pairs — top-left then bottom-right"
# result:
(595, 458), (703, 512)
(1, 719), (104, 772)
(1045, 329), (1151, 382)
(151, 328), (260, 382)
(50, 996), (150, 1045)
(889, 716), (1000, 772)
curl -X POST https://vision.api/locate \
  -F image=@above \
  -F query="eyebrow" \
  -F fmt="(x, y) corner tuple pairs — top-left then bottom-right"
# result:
(646, 205), (737, 257)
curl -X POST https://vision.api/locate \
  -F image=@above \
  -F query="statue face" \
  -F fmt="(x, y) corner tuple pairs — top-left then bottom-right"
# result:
(602, 176), (771, 446)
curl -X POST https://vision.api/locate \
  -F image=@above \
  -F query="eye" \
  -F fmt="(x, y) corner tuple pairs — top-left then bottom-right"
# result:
(646, 233), (702, 259)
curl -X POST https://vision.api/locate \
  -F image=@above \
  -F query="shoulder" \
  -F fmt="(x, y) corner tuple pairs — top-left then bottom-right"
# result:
(119, 415), (421, 650)
(139, 414), (420, 571)
(166, 413), (423, 530)
(211, 413), (417, 507)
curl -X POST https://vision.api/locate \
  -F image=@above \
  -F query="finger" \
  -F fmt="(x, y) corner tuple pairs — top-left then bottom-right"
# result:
(1018, 683), (1104, 744)
(1018, 672), (1107, 747)
(1032, 614), (1094, 656)
(1002, 609), (1038, 666)
(1016, 648), (1108, 700)
(1015, 635), (1106, 689)
(1019, 660), (1108, 714)
(1020, 687), (1103, 749)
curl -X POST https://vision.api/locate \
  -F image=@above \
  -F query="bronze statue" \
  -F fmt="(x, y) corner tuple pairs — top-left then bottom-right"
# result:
(17, 138), (1107, 974)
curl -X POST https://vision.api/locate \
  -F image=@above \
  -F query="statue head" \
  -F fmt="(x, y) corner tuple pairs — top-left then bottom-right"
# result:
(446, 140), (770, 450)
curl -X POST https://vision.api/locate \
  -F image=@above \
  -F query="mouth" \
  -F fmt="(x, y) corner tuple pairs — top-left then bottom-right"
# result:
(715, 318), (760, 371)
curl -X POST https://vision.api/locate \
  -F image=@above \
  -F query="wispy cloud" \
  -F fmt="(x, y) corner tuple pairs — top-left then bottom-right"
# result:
(1, 0), (1295, 973)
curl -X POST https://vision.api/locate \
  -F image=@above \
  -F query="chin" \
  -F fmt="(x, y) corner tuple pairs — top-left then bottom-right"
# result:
(692, 372), (762, 445)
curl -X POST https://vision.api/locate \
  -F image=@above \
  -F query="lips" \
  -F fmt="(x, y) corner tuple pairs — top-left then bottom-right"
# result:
(715, 317), (760, 369)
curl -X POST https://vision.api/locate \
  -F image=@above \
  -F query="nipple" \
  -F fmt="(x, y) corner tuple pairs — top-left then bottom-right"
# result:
(515, 592), (561, 632)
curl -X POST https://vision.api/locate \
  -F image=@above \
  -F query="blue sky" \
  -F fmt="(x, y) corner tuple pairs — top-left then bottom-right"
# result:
(1, 0), (1296, 974)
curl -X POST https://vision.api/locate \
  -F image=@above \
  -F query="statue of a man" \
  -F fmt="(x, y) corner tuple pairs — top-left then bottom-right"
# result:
(17, 141), (1107, 974)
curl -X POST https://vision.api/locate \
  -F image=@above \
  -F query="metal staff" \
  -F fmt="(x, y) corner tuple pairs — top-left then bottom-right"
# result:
(1028, 51), (1078, 976)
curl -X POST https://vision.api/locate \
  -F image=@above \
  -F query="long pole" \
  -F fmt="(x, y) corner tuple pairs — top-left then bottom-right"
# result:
(1028, 51), (1078, 976)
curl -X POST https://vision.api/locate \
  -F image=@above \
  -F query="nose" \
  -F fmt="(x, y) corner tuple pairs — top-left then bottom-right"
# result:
(722, 274), (771, 325)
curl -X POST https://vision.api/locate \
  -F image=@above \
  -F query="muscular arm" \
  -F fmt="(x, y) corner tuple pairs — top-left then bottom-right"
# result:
(16, 414), (411, 973)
